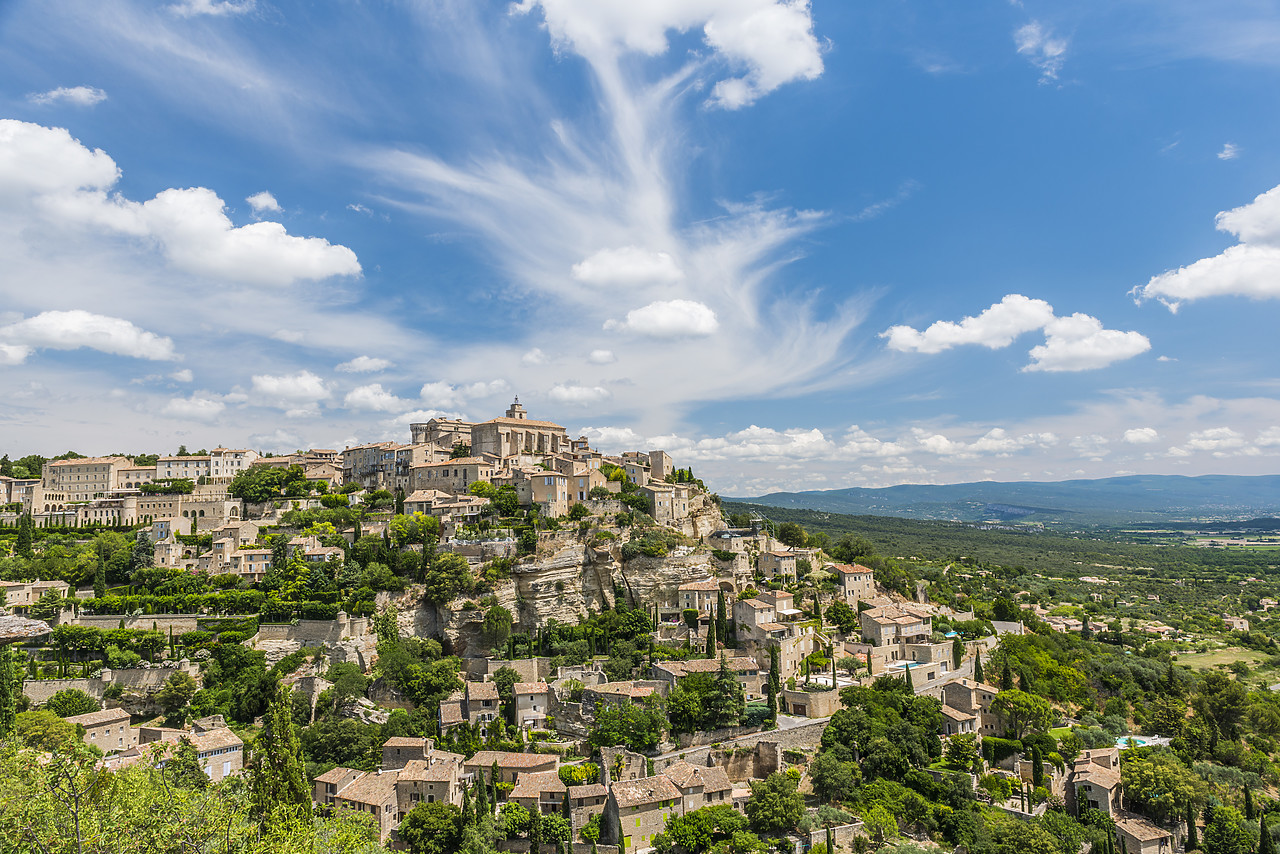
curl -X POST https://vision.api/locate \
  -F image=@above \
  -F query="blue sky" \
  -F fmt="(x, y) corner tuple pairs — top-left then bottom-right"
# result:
(2, 0), (1280, 495)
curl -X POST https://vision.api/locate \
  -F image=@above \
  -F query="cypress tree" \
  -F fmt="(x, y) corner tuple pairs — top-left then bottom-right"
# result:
(15, 514), (34, 559)
(461, 785), (473, 828)
(0, 645), (22, 740)
(706, 619), (717, 655)
(1031, 744), (1044, 789)
(827, 825), (835, 854)
(247, 682), (310, 823)
(1185, 803), (1198, 850)
(974, 651), (984, 683)
(1081, 615), (1092, 640)
(1019, 670), (1030, 692)
(1246, 787), (1255, 821)
(716, 590), (728, 646)
(1001, 660), (1014, 691)
(953, 636), (964, 669)
(1259, 814), (1272, 854)
(904, 663), (914, 692)
(476, 772), (488, 815)
(93, 554), (107, 599)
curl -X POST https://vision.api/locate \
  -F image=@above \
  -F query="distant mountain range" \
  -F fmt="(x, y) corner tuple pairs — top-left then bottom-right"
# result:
(727, 474), (1280, 525)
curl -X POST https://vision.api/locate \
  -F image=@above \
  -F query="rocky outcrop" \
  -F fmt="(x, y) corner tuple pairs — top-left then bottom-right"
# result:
(615, 552), (716, 609)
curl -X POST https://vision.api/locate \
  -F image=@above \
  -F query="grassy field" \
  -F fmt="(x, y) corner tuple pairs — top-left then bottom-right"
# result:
(1174, 647), (1267, 670)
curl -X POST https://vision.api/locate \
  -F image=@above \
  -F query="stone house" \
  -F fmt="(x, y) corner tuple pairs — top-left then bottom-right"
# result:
(67, 708), (135, 754)
(757, 551), (796, 580)
(471, 399), (569, 459)
(514, 681), (550, 731)
(464, 750), (558, 786)
(642, 483), (691, 525)
(396, 755), (466, 817)
(650, 657), (763, 700)
(662, 760), (733, 810)
(860, 604), (932, 646)
(568, 782), (608, 837)
(606, 774), (682, 854)
(190, 727), (244, 783)
(333, 770), (400, 843)
(1067, 748), (1122, 815)
(940, 705), (978, 736)
(1114, 813), (1173, 854)
(410, 457), (496, 495)
(940, 679), (1001, 736)
(832, 563), (876, 604)
(509, 769), (567, 815)
(381, 736), (434, 770)
(314, 767), (364, 807)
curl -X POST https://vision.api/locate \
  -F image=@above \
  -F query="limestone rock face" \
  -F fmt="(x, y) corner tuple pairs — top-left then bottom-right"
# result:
(616, 551), (716, 608)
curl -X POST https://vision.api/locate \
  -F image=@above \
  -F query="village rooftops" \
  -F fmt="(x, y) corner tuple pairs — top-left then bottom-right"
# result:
(513, 682), (549, 695)
(951, 678), (1001, 694)
(831, 563), (874, 575)
(678, 579), (722, 591)
(48, 456), (132, 466)
(1075, 763), (1121, 790)
(657, 657), (758, 676)
(383, 737), (432, 749)
(590, 681), (656, 699)
(419, 457), (492, 466)
(941, 705), (977, 722)
(612, 775), (682, 809)
(189, 728), (243, 753)
(479, 416), (566, 429)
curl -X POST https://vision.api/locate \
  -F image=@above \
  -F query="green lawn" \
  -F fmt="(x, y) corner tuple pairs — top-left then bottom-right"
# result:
(1174, 647), (1266, 671)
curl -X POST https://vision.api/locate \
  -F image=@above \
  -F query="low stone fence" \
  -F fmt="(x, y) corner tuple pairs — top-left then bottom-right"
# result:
(22, 662), (197, 706)
(800, 821), (865, 854)
(255, 615), (369, 644)
(66, 614), (202, 634)
(676, 724), (759, 748)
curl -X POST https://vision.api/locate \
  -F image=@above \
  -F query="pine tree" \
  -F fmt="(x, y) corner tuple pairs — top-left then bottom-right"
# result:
(974, 651), (984, 683)
(247, 682), (310, 823)
(1186, 803), (1198, 851)
(1001, 660), (1014, 691)
(706, 619), (717, 655)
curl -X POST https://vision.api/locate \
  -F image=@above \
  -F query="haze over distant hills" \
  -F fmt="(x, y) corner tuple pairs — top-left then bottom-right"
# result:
(729, 474), (1280, 525)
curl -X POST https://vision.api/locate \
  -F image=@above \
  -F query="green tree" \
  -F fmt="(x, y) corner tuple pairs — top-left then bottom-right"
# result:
(1120, 751), (1206, 822)
(952, 636), (964, 669)
(775, 523), (807, 547)
(401, 801), (463, 854)
(46, 689), (99, 718)
(492, 666), (521, 724)
(991, 689), (1052, 740)
(0, 645), (24, 739)
(481, 605), (513, 650)
(1258, 814), (1273, 854)
(15, 514), (34, 560)
(423, 553), (475, 604)
(703, 657), (745, 730)
(247, 682), (310, 823)
(1203, 806), (1249, 854)
(863, 804), (898, 843)
(154, 671), (198, 716)
(826, 600), (859, 634)
(944, 733), (979, 770)
(744, 772), (804, 834)
(808, 751), (860, 804)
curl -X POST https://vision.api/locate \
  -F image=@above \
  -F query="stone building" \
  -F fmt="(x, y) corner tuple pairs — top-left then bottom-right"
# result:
(470, 399), (568, 458)
(67, 708), (135, 754)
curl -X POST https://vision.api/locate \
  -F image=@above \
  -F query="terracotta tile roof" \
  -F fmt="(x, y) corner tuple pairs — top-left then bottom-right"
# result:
(661, 657), (758, 675)
(66, 708), (131, 727)
(467, 681), (500, 701)
(399, 759), (458, 782)
(336, 771), (397, 806)
(1115, 814), (1172, 842)
(663, 760), (730, 793)
(481, 416), (567, 429)
(569, 783), (607, 799)
(467, 751), (557, 770)
(611, 775), (681, 809)
(514, 682), (549, 695)
(382, 737), (431, 749)
(439, 702), (464, 726)
(678, 579), (722, 591)
(509, 770), (566, 799)
(316, 767), (359, 784)
(190, 728), (243, 753)
(941, 705), (977, 722)
(1076, 764), (1121, 790)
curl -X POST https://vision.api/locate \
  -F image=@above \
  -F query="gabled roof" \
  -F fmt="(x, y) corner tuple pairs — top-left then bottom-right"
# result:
(514, 682), (549, 695)
(66, 708), (130, 727)
(662, 761), (732, 793)
(509, 770), (566, 799)
(611, 774), (681, 809)
(466, 681), (499, 701)
(335, 771), (397, 806)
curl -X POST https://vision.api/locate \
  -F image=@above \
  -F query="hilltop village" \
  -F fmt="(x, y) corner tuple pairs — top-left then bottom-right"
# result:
(0, 400), (1275, 854)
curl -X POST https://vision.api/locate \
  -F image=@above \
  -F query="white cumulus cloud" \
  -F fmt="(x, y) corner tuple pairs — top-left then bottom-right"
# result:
(251, 371), (329, 411)
(1136, 184), (1280, 310)
(0, 120), (360, 288)
(419, 379), (509, 409)
(336, 356), (392, 373)
(605, 299), (719, 338)
(1024, 314), (1151, 372)
(549, 384), (611, 405)
(521, 348), (548, 367)
(572, 246), (684, 286)
(170, 369), (194, 383)
(588, 349), (617, 365)
(513, 0), (824, 109)
(246, 191), (281, 213)
(0, 310), (177, 364)
(1123, 427), (1160, 444)
(882, 294), (1055, 354)
(162, 395), (225, 419)
(1014, 21), (1068, 82)
(885, 295), (1148, 373)
(344, 383), (409, 412)
(27, 86), (108, 107)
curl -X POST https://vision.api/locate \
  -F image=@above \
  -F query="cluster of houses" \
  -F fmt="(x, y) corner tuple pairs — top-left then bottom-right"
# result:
(0, 399), (694, 534)
(66, 708), (245, 783)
